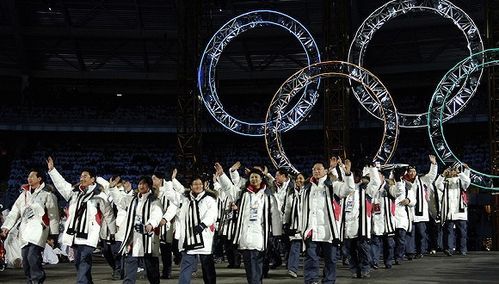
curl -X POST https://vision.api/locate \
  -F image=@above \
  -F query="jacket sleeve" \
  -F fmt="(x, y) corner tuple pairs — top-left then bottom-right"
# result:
(335, 173), (355, 198)
(1, 197), (21, 230)
(200, 197), (218, 227)
(100, 195), (117, 235)
(162, 181), (185, 207)
(229, 169), (241, 187)
(172, 178), (187, 194)
(422, 163), (438, 185)
(459, 168), (471, 190)
(218, 173), (242, 200)
(366, 167), (381, 198)
(435, 175), (445, 193)
(270, 195), (283, 236)
(109, 187), (134, 210)
(283, 191), (293, 225)
(96, 177), (110, 194)
(162, 201), (178, 222)
(47, 168), (73, 202)
(407, 186), (416, 207)
(46, 192), (60, 234)
(146, 201), (164, 228)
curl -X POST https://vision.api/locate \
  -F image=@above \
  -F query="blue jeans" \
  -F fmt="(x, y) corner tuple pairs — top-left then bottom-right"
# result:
(344, 238), (371, 275)
(74, 245), (94, 284)
(22, 243), (45, 283)
(444, 220), (468, 253)
(241, 250), (264, 284)
(287, 240), (302, 273)
(413, 222), (428, 254)
(371, 235), (395, 267)
(304, 240), (337, 284)
(179, 252), (216, 284)
(395, 228), (407, 262)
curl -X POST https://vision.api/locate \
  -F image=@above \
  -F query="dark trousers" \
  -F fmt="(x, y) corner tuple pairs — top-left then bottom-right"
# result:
(74, 244), (95, 284)
(223, 237), (241, 266)
(344, 237), (371, 275)
(405, 226), (416, 255)
(241, 250), (264, 284)
(395, 228), (407, 262)
(178, 252), (216, 284)
(22, 243), (45, 284)
(159, 242), (172, 277)
(371, 235), (395, 267)
(304, 240), (337, 284)
(428, 216), (443, 251)
(412, 222), (428, 254)
(124, 254), (160, 284)
(101, 240), (122, 272)
(268, 236), (282, 267)
(444, 220), (468, 253)
(213, 234), (224, 259)
(287, 240), (302, 273)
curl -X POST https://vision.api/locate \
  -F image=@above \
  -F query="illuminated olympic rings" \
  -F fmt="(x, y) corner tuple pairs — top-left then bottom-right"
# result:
(198, 2), (495, 189)
(428, 48), (499, 190)
(264, 61), (399, 174)
(348, 0), (484, 128)
(197, 10), (321, 136)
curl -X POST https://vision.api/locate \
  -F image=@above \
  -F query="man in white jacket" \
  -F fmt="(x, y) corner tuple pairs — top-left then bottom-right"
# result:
(46, 157), (116, 284)
(301, 160), (355, 284)
(436, 164), (471, 256)
(403, 155), (438, 258)
(392, 166), (416, 265)
(109, 175), (163, 284)
(1, 169), (59, 284)
(161, 175), (218, 284)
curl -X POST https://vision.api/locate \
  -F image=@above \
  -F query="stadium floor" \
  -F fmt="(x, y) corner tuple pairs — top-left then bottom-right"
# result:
(1, 251), (498, 283)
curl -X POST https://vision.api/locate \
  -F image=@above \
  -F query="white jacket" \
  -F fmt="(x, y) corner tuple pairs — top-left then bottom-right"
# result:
(110, 189), (163, 257)
(163, 182), (218, 255)
(283, 186), (304, 241)
(407, 164), (438, 223)
(158, 180), (179, 243)
(107, 185), (134, 242)
(343, 167), (380, 239)
(437, 169), (471, 221)
(301, 174), (355, 243)
(372, 180), (398, 236)
(48, 168), (116, 248)
(394, 180), (416, 231)
(1, 183), (59, 248)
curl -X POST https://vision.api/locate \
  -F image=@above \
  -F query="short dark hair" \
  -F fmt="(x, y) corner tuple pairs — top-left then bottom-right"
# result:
(276, 167), (289, 178)
(81, 168), (96, 179)
(152, 171), (165, 179)
(29, 168), (45, 183)
(138, 175), (153, 189)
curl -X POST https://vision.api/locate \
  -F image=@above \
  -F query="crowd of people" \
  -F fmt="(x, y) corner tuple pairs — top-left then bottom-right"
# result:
(0, 153), (473, 284)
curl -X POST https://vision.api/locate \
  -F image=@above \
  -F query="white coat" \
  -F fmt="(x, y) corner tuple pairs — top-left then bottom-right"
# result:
(394, 180), (416, 232)
(406, 164), (438, 223)
(1, 183), (59, 248)
(436, 169), (471, 221)
(48, 168), (116, 248)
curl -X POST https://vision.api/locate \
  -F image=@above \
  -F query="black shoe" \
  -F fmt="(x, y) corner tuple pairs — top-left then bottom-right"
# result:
(372, 263), (379, 270)
(406, 254), (414, 260)
(394, 259), (401, 265)
(443, 249), (453, 256)
(385, 264), (392, 269)
(415, 253), (424, 259)
(227, 264), (240, 268)
(161, 274), (171, 279)
(112, 269), (121, 280)
(361, 272), (371, 279)
(351, 273), (359, 279)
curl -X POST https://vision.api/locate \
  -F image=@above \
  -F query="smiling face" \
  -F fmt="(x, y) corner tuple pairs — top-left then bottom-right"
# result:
(190, 179), (204, 195)
(295, 173), (305, 188)
(80, 171), (95, 187)
(407, 168), (417, 179)
(312, 163), (327, 180)
(275, 171), (287, 184)
(249, 173), (263, 188)
(27, 171), (42, 189)
(138, 179), (150, 195)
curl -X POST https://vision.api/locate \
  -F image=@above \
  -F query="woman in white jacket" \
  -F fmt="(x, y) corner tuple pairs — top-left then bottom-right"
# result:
(436, 164), (471, 256)
(162, 175), (218, 284)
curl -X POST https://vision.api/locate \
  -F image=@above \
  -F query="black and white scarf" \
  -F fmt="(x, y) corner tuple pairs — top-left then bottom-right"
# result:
(160, 195), (171, 243)
(404, 182), (413, 233)
(183, 192), (209, 251)
(441, 179), (466, 225)
(340, 184), (372, 239)
(289, 188), (302, 232)
(381, 183), (396, 235)
(233, 187), (273, 250)
(119, 193), (155, 255)
(414, 177), (425, 217)
(67, 185), (98, 239)
(302, 179), (342, 241)
(431, 178), (441, 223)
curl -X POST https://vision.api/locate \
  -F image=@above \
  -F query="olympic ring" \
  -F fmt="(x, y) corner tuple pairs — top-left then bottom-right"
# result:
(197, 10), (321, 136)
(348, 0), (484, 128)
(264, 61), (399, 174)
(428, 48), (499, 190)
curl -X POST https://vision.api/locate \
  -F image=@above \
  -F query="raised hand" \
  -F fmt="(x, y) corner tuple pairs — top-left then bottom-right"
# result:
(230, 161), (241, 171)
(343, 159), (352, 174)
(109, 176), (121, 188)
(172, 168), (178, 180)
(214, 163), (224, 176)
(329, 156), (338, 169)
(429, 155), (437, 165)
(46, 156), (54, 171)
(263, 166), (269, 176)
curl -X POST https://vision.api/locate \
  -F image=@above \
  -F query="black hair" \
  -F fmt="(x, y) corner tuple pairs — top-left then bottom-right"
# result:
(29, 168), (45, 183)
(138, 175), (153, 189)
(276, 167), (289, 178)
(81, 168), (96, 179)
